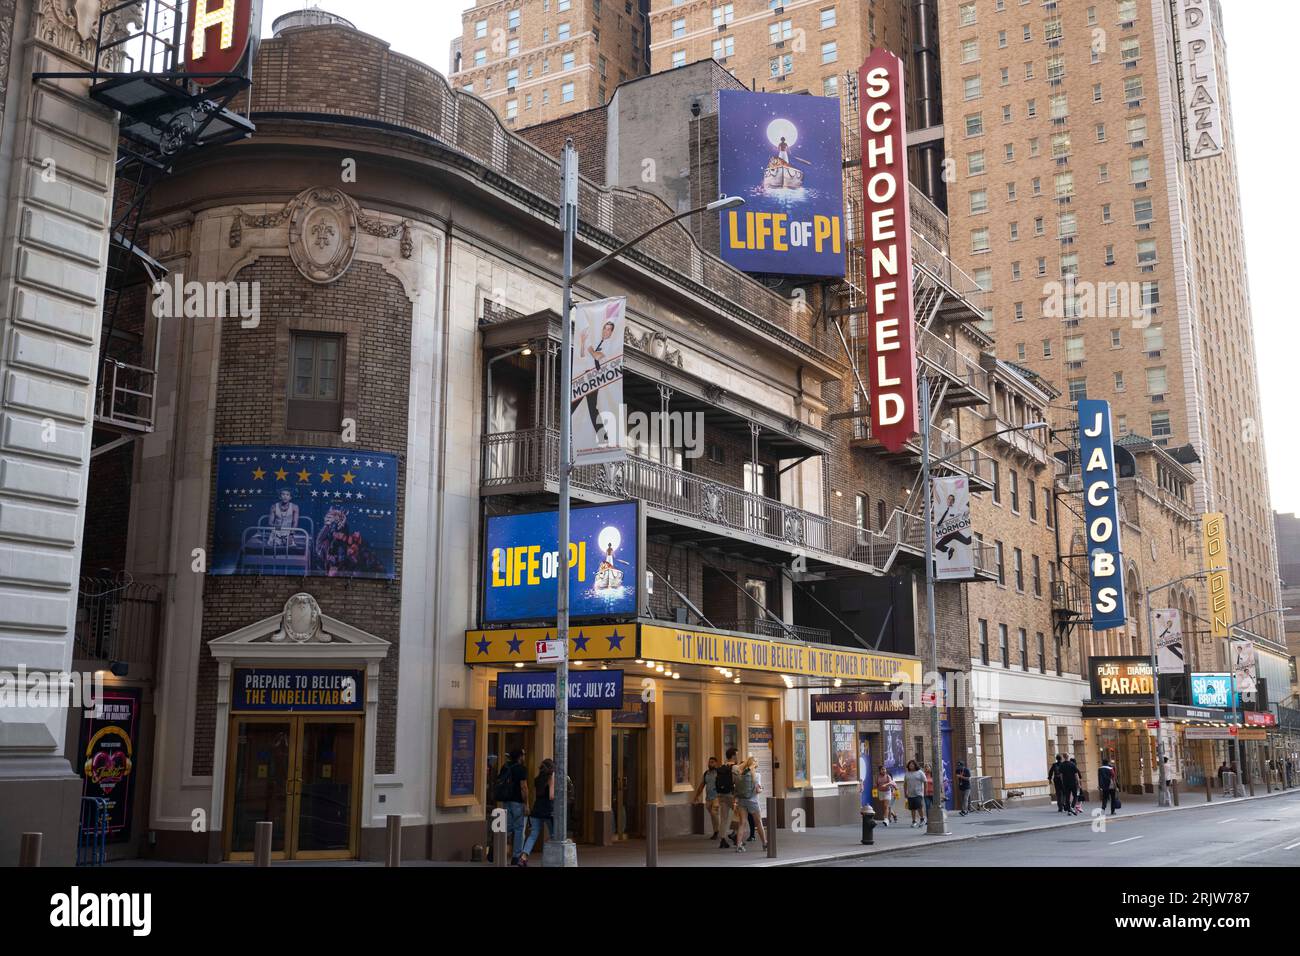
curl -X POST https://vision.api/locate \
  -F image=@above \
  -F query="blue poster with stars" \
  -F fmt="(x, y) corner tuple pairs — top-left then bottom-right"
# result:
(212, 445), (398, 579)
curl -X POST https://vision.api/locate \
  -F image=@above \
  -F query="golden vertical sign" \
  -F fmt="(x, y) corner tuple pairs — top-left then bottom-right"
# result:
(1201, 512), (1230, 640)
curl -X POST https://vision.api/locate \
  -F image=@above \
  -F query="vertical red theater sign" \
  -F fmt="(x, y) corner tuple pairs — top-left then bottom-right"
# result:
(185, 0), (261, 88)
(858, 50), (919, 453)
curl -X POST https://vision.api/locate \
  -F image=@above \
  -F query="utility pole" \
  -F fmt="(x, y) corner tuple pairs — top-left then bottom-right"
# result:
(543, 139), (579, 868)
(920, 368), (949, 835)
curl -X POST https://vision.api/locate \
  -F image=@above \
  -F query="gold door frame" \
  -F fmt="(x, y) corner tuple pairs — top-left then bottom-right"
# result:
(224, 714), (363, 861)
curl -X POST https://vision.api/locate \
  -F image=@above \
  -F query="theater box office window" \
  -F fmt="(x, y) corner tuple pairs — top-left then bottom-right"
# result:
(208, 594), (390, 861)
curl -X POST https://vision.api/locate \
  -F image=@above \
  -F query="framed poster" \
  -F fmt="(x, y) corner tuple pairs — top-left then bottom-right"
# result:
(786, 720), (811, 789)
(664, 715), (697, 793)
(713, 716), (740, 762)
(999, 715), (1049, 789)
(830, 722), (857, 784)
(438, 709), (485, 808)
(77, 687), (142, 842)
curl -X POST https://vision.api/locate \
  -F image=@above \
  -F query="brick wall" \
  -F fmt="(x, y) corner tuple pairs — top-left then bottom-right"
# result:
(192, 258), (412, 776)
(516, 105), (609, 183)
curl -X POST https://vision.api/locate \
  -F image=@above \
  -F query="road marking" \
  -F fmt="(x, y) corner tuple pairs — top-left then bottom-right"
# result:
(1219, 817), (1237, 823)
(1227, 840), (1300, 863)
(1285, 841), (1300, 851)
(1109, 836), (1144, 845)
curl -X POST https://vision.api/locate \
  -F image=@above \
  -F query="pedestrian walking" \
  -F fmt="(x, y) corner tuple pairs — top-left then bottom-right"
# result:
(923, 763), (935, 822)
(874, 765), (896, 826)
(1068, 755), (1084, 812)
(517, 758), (557, 866)
(1049, 754), (1065, 812)
(694, 756), (721, 840)
(1057, 754), (1081, 816)
(492, 747), (530, 865)
(1098, 758), (1119, 815)
(733, 756), (767, 852)
(715, 747), (739, 849)
(956, 761), (973, 815)
(904, 760), (927, 828)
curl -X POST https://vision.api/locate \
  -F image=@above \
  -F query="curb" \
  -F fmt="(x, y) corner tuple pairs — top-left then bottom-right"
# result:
(754, 786), (1300, 868)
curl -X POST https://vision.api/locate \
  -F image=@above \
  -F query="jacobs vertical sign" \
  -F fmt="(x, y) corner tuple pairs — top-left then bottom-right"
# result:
(859, 50), (919, 453)
(1077, 399), (1126, 630)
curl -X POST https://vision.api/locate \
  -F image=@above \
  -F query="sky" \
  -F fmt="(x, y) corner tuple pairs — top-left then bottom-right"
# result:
(258, 2), (1299, 517)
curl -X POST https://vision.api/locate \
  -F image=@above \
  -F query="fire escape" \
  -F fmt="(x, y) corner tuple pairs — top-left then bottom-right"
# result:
(826, 71), (995, 576)
(35, 1), (255, 456)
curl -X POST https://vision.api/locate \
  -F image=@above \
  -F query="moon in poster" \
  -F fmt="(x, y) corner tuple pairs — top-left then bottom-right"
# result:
(766, 118), (798, 148)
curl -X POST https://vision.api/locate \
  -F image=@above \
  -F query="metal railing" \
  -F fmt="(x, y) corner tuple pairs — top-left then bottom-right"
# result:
(96, 356), (157, 432)
(707, 620), (833, 644)
(484, 428), (888, 569)
(851, 418), (996, 486)
(77, 797), (111, 866)
(916, 325), (992, 400)
(74, 574), (161, 672)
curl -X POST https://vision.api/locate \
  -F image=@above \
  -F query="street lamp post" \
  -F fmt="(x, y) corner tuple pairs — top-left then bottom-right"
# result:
(919, 376), (1048, 835)
(543, 139), (742, 867)
(1144, 570), (1227, 806)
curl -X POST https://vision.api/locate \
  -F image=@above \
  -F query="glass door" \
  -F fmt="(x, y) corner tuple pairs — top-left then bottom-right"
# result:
(566, 728), (590, 843)
(611, 728), (645, 840)
(228, 720), (294, 858)
(294, 718), (359, 858)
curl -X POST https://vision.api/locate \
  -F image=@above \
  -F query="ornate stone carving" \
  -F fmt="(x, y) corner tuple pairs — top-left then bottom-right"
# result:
(272, 593), (331, 644)
(228, 188), (414, 265)
(624, 328), (684, 369)
(38, 0), (140, 68)
(287, 187), (358, 283)
(702, 383), (724, 404)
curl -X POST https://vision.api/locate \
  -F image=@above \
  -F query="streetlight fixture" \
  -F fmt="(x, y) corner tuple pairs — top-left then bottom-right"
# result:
(919, 368), (1049, 835)
(545, 140), (743, 868)
(1144, 568), (1226, 805)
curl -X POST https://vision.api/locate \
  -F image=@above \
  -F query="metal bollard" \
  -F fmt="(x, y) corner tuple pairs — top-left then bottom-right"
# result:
(386, 813), (402, 867)
(860, 809), (876, 845)
(18, 832), (42, 867)
(645, 804), (658, 868)
(494, 827), (507, 867)
(1204, 775), (1212, 802)
(766, 797), (778, 859)
(1171, 780), (1180, 806)
(253, 821), (273, 867)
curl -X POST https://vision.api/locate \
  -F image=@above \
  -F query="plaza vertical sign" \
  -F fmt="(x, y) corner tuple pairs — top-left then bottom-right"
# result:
(1077, 399), (1126, 630)
(1174, 0), (1224, 160)
(859, 50), (918, 453)
(1201, 512), (1230, 639)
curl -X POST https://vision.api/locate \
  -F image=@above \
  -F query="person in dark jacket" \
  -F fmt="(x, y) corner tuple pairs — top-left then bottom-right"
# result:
(1057, 755), (1081, 815)
(1098, 758), (1119, 815)
(1049, 755), (1065, 812)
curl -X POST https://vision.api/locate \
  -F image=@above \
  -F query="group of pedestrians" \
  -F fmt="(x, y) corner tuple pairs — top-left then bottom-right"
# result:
(869, 760), (941, 828)
(694, 748), (768, 852)
(1048, 754), (1090, 816)
(493, 747), (570, 867)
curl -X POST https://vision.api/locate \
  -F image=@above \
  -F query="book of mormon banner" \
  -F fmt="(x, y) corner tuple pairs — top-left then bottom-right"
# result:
(212, 446), (398, 578)
(571, 297), (626, 465)
(931, 475), (973, 581)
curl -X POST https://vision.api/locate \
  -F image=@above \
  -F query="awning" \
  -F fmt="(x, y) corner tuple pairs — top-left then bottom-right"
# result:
(465, 620), (922, 687)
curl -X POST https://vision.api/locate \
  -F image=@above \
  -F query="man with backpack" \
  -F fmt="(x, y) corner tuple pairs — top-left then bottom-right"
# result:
(493, 748), (530, 865)
(715, 747), (739, 849)
(1098, 757), (1120, 815)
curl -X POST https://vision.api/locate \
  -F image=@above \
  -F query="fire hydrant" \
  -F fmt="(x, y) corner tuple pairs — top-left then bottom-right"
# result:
(860, 806), (877, 845)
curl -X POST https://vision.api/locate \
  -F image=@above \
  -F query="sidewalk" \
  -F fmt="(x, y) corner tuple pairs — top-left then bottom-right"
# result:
(573, 784), (1300, 867)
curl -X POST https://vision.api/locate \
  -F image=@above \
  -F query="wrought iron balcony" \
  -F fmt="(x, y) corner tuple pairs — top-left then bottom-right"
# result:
(851, 419), (996, 491)
(483, 428), (882, 573)
(74, 574), (162, 676)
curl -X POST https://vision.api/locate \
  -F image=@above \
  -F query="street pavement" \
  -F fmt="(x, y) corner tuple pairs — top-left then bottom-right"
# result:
(818, 788), (1300, 867)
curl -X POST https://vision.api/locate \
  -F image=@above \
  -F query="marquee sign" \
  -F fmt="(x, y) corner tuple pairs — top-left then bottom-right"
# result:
(1089, 657), (1154, 702)
(810, 692), (910, 720)
(1174, 0), (1224, 160)
(1077, 399), (1126, 629)
(859, 49), (919, 453)
(185, 0), (262, 88)
(1202, 512), (1230, 639)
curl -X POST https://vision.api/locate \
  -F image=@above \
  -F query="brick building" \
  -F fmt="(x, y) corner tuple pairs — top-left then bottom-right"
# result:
(450, 0), (652, 128)
(936, 0), (1284, 667)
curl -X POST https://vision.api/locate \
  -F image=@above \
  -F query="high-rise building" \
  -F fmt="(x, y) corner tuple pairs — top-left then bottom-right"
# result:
(451, 0), (652, 127)
(1275, 511), (1300, 700)
(938, 0), (1284, 648)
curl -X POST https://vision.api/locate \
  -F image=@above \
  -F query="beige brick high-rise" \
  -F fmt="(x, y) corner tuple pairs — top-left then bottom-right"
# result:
(451, 0), (651, 127)
(938, 0), (1284, 652)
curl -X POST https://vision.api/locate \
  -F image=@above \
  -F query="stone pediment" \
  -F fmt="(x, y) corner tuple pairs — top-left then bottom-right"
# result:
(209, 593), (390, 664)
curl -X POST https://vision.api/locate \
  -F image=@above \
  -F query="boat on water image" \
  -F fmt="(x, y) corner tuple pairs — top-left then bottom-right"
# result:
(763, 157), (804, 190)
